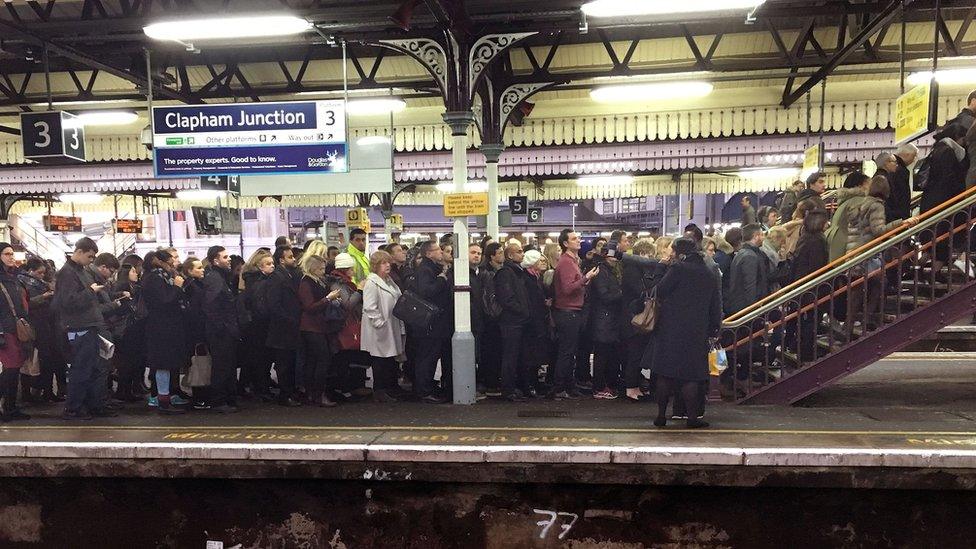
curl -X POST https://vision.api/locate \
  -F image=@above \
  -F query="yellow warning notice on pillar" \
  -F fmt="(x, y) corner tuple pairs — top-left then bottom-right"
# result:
(803, 142), (822, 176)
(895, 83), (932, 145)
(443, 192), (490, 217)
(345, 208), (370, 230)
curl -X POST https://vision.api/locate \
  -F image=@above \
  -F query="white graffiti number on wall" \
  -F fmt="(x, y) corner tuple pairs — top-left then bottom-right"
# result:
(534, 509), (578, 540)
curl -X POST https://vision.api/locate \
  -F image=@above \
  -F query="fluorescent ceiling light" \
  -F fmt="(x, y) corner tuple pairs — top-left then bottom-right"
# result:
(908, 68), (976, 86)
(435, 181), (488, 192)
(143, 15), (312, 41)
(356, 135), (392, 146)
(577, 175), (634, 186)
(176, 189), (226, 200)
(522, 232), (537, 237)
(346, 98), (407, 115)
(590, 81), (713, 103)
(582, 0), (764, 17)
(75, 111), (139, 126)
(58, 193), (103, 204)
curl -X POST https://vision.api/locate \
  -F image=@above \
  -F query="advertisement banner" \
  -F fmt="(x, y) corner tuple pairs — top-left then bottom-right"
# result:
(152, 100), (346, 177)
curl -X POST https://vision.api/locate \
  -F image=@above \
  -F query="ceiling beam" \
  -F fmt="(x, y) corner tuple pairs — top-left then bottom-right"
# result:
(0, 19), (197, 104)
(780, 0), (912, 107)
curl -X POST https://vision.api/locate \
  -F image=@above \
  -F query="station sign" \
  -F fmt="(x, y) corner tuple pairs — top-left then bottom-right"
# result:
(114, 219), (143, 234)
(43, 215), (82, 233)
(895, 82), (933, 145)
(509, 195), (528, 215)
(20, 111), (86, 163)
(151, 100), (347, 177)
(444, 193), (490, 217)
(386, 213), (404, 232)
(345, 208), (370, 232)
(527, 207), (543, 223)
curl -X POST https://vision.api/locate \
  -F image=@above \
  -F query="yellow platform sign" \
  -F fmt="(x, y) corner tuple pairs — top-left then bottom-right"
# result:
(803, 142), (822, 176)
(895, 83), (932, 145)
(443, 192), (490, 217)
(386, 213), (403, 232)
(345, 208), (370, 232)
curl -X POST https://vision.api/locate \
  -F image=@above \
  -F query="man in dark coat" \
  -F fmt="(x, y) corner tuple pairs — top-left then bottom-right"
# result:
(724, 224), (771, 316)
(887, 144), (918, 222)
(796, 171), (827, 213)
(589, 250), (622, 397)
(740, 196), (757, 227)
(53, 237), (115, 420)
(413, 241), (453, 403)
(494, 243), (531, 402)
(203, 245), (240, 413)
(943, 89), (976, 136)
(265, 246), (303, 407)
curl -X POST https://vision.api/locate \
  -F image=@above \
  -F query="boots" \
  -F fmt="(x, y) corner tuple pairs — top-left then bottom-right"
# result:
(157, 395), (185, 415)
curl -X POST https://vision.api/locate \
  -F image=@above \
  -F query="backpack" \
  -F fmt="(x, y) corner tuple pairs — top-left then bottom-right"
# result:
(913, 155), (932, 192)
(249, 276), (271, 320)
(480, 269), (503, 319)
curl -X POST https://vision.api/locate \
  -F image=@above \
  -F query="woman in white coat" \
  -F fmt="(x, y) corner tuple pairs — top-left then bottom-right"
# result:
(361, 250), (406, 402)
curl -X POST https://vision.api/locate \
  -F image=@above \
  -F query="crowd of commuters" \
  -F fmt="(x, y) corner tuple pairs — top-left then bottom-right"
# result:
(0, 95), (972, 426)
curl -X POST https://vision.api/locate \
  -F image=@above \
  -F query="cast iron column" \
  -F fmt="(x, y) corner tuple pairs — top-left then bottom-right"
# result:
(480, 143), (504, 240)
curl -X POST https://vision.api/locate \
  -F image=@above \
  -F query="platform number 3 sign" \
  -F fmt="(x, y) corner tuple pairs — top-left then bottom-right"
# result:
(20, 111), (86, 163)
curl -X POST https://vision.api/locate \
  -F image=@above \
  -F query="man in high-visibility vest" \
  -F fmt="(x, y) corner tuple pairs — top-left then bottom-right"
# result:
(346, 228), (370, 287)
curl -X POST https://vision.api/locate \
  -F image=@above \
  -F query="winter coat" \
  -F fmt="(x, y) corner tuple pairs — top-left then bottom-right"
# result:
(143, 268), (186, 371)
(469, 267), (484, 334)
(646, 254), (722, 382)
(847, 196), (901, 252)
(495, 260), (531, 326)
(826, 187), (867, 262)
(298, 275), (342, 334)
(724, 244), (771, 316)
(886, 158), (913, 222)
(619, 255), (664, 340)
(53, 258), (104, 332)
(19, 272), (59, 357)
(791, 232), (830, 305)
(522, 268), (550, 338)
(795, 188), (827, 212)
(361, 273), (405, 359)
(741, 205), (757, 226)
(414, 257), (453, 338)
(779, 189), (799, 222)
(240, 270), (271, 321)
(203, 266), (239, 339)
(920, 138), (969, 214)
(589, 257), (622, 344)
(265, 267), (302, 350)
(182, 277), (206, 349)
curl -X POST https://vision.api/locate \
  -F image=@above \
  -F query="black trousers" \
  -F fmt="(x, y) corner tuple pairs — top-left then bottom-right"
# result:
(372, 355), (398, 392)
(552, 309), (585, 393)
(413, 336), (452, 397)
(243, 321), (273, 395)
(207, 333), (238, 407)
(476, 323), (502, 389)
(302, 331), (332, 399)
(499, 323), (530, 395)
(592, 341), (621, 391)
(624, 334), (649, 389)
(575, 325), (593, 383)
(0, 368), (17, 412)
(273, 347), (297, 402)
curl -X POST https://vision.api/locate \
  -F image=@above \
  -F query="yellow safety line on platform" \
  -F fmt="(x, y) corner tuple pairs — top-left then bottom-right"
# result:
(2, 425), (976, 436)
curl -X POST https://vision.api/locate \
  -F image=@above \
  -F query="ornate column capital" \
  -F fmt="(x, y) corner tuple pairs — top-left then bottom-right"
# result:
(480, 143), (505, 163)
(442, 111), (476, 136)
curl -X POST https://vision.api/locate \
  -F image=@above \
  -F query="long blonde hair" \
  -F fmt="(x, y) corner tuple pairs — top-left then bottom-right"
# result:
(299, 240), (328, 275)
(654, 236), (674, 260)
(242, 249), (271, 274)
(301, 254), (327, 281)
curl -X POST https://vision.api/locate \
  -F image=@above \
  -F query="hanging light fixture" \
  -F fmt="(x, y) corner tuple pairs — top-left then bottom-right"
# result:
(581, 0), (766, 17)
(591, 81), (713, 103)
(144, 15), (312, 41)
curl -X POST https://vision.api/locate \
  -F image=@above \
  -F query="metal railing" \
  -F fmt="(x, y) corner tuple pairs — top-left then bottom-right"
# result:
(719, 184), (976, 402)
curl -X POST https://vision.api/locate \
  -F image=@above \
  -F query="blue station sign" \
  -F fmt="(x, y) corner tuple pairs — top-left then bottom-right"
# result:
(151, 100), (346, 177)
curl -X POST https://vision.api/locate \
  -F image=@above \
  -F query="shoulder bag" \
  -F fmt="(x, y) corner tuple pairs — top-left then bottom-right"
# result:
(631, 286), (658, 334)
(393, 290), (442, 331)
(0, 282), (34, 343)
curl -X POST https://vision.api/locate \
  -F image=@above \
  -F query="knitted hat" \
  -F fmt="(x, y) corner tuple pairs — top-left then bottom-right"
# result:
(521, 249), (543, 268)
(334, 252), (355, 269)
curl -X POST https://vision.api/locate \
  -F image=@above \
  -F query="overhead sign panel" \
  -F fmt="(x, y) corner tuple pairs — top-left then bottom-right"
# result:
(114, 219), (143, 234)
(444, 193), (490, 217)
(20, 111), (85, 163)
(43, 215), (82, 233)
(152, 100), (346, 177)
(803, 142), (823, 176)
(895, 83), (933, 145)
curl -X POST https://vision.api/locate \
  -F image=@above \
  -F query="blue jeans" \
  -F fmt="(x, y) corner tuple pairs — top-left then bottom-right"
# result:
(66, 330), (107, 414)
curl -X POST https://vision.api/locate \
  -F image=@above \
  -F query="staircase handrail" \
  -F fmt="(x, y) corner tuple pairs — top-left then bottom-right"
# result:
(723, 183), (976, 328)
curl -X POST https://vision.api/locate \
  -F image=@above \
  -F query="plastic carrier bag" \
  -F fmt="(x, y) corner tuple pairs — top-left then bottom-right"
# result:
(708, 341), (728, 376)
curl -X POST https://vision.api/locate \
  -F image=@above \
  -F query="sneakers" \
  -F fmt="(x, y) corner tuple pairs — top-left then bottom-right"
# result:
(593, 389), (618, 400)
(192, 402), (212, 410)
(170, 395), (190, 406)
(147, 396), (159, 408)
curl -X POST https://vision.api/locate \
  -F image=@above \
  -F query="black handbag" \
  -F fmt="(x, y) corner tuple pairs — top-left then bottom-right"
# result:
(393, 290), (442, 330)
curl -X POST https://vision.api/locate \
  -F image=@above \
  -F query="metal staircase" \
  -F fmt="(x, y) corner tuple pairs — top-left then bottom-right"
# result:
(722, 185), (976, 405)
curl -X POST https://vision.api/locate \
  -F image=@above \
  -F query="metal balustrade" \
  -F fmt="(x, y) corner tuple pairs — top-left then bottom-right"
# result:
(720, 184), (976, 405)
